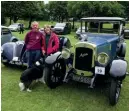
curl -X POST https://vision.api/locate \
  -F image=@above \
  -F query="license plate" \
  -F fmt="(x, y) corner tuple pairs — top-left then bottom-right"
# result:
(95, 66), (105, 75)
(12, 57), (18, 61)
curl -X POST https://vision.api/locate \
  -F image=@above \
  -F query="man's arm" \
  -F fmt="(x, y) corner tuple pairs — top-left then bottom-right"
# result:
(24, 32), (29, 45)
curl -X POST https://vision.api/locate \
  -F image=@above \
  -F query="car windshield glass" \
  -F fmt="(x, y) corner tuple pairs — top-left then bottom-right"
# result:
(10, 24), (18, 27)
(2, 28), (11, 35)
(55, 23), (65, 27)
(81, 21), (120, 35)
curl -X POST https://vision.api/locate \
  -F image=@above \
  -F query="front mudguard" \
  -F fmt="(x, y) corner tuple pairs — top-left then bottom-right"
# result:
(109, 59), (127, 80)
(10, 36), (18, 42)
(45, 52), (62, 65)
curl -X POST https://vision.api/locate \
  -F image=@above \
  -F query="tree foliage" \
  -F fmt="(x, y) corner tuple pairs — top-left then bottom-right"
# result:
(47, 1), (68, 22)
(1, 1), (129, 25)
(67, 1), (125, 19)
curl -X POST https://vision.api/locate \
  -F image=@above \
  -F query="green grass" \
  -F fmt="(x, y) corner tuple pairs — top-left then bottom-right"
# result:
(1, 25), (129, 111)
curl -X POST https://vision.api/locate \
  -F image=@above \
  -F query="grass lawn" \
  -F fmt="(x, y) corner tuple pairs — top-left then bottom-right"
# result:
(1, 28), (129, 111)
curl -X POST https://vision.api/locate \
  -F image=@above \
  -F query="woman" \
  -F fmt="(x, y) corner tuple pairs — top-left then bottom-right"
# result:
(41, 25), (59, 55)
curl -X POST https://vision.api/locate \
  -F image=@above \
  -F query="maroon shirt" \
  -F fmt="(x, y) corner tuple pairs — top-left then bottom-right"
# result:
(24, 30), (43, 50)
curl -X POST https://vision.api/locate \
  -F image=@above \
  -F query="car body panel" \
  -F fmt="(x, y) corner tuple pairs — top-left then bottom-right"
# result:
(71, 17), (126, 77)
(8, 23), (21, 31)
(54, 23), (71, 35)
(1, 26), (18, 45)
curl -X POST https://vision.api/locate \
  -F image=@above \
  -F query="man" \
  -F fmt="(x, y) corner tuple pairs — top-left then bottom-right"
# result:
(24, 21), (44, 68)
(41, 25), (59, 56)
(19, 23), (24, 34)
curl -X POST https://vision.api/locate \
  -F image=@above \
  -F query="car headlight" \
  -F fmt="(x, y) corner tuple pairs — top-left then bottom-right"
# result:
(61, 48), (71, 59)
(1, 47), (3, 54)
(97, 52), (109, 65)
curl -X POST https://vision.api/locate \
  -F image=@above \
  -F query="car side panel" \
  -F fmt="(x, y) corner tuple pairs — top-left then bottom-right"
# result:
(1, 33), (12, 46)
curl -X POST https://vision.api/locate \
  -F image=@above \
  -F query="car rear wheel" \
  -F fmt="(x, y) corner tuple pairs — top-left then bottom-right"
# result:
(44, 59), (66, 89)
(109, 79), (121, 106)
(1, 56), (10, 66)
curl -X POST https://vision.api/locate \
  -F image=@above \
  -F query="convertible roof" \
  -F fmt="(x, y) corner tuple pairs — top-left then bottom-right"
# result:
(81, 17), (125, 22)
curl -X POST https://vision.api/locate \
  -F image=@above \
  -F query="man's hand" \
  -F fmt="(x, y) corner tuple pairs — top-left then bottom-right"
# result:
(42, 50), (45, 55)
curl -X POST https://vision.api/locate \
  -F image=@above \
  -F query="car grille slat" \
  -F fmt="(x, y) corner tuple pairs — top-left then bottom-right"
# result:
(75, 47), (93, 71)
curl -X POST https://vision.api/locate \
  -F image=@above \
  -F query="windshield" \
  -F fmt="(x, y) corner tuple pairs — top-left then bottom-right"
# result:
(2, 28), (11, 35)
(55, 23), (65, 27)
(81, 21), (120, 35)
(9, 24), (19, 27)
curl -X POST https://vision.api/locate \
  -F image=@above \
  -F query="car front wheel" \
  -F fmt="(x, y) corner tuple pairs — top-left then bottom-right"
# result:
(109, 79), (121, 105)
(44, 59), (66, 89)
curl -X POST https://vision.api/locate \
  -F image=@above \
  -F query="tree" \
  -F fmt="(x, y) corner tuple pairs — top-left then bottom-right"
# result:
(119, 1), (129, 19)
(21, 1), (43, 28)
(1, 1), (23, 24)
(47, 1), (68, 22)
(67, 1), (125, 18)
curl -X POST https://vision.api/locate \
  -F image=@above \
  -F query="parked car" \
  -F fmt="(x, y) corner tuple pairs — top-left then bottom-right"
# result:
(75, 26), (87, 38)
(53, 23), (71, 35)
(1, 36), (71, 67)
(1, 26), (18, 46)
(44, 17), (127, 106)
(8, 23), (21, 31)
(124, 29), (129, 39)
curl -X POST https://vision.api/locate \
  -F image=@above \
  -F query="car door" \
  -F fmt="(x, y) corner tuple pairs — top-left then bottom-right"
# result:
(1, 28), (12, 45)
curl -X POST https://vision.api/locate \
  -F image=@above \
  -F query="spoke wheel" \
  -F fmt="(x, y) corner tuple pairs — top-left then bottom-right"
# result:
(44, 59), (66, 89)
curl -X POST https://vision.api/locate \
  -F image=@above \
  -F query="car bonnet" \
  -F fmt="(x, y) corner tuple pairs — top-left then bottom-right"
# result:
(86, 33), (119, 46)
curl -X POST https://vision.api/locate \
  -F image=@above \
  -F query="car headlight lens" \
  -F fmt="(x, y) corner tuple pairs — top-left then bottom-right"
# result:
(97, 53), (109, 65)
(61, 48), (71, 59)
(1, 47), (3, 54)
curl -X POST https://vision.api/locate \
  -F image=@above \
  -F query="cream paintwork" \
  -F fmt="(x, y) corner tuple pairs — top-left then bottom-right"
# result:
(73, 42), (97, 76)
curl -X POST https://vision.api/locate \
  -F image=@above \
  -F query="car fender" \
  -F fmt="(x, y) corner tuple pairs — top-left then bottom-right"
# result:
(110, 59), (127, 79)
(10, 36), (18, 42)
(45, 52), (62, 65)
(2, 42), (16, 61)
(117, 42), (126, 57)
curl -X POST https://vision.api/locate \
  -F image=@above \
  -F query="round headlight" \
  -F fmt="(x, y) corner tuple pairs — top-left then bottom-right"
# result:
(97, 53), (109, 65)
(1, 47), (3, 54)
(61, 48), (71, 59)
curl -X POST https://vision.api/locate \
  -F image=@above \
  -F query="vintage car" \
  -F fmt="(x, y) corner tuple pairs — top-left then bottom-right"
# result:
(124, 29), (129, 39)
(8, 23), (21, 32)
(1, 36), (71, 67)
(53, 23), (71, 35)
(75, 26), (86, 38)
(43, 17), (128, 106)
(1, 26), (18, 46)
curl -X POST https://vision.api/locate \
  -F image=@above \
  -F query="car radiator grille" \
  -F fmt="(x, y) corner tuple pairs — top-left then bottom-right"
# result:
(75, 47), (93, 71)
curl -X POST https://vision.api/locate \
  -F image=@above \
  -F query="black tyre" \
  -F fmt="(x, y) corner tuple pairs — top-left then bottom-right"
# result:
(1, 56), (10, 66)
(109, 79), (121, 106)
(44, 59), (66, 89)
(12, 39), (18, 42)
(2, 62), (9, 66)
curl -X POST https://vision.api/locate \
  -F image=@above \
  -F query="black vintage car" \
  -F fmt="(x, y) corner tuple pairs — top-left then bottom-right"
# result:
(53, 23), (71, 35)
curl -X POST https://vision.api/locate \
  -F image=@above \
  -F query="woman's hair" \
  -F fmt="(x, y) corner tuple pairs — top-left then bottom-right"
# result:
(44, 25), (51, 29)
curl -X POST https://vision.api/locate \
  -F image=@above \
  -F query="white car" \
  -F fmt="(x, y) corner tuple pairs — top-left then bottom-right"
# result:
(8, 23), (21, 31)
(76, 26), (87, 37)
